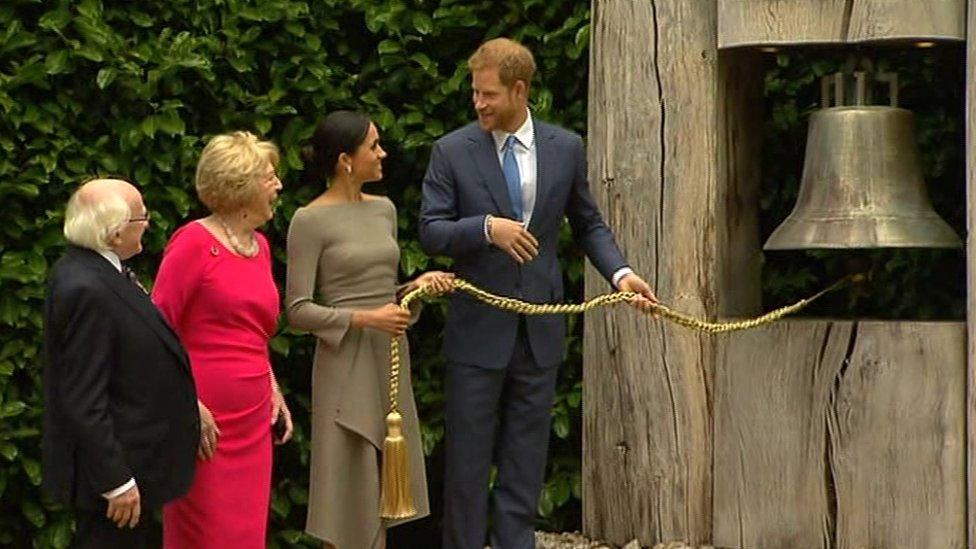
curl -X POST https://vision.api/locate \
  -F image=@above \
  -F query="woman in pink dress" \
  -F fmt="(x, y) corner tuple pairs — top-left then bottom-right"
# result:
(152, 131), (294, 548)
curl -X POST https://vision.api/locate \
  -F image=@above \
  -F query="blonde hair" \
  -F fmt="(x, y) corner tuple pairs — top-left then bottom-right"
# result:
(63, 182), (131, 251)
(467, 38), (536, 88)
(195, 131), (280, 214)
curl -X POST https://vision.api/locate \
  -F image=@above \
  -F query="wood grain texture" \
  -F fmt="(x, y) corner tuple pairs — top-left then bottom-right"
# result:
(718, 0), (965, 49)
(714, 321), (965, 548)
(584, 0), (717, 545)
(713, 321), (841, 549)
(830, 322), (965, 548)
(716, 49), (762, 318)
(847, 0), (964, 43)
(718, 0), (848, 48)
(967, 2), (976, 546)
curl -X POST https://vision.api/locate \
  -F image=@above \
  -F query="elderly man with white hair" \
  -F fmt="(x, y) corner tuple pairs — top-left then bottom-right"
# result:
(42, 178), (199, 548)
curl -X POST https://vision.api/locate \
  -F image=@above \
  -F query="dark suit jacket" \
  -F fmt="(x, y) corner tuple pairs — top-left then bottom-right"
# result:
(419, 118), (628, 369)
(42, 246), (199, 510)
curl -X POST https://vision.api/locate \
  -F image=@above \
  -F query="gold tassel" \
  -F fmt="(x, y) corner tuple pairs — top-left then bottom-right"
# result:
(379, 410), (417, 519)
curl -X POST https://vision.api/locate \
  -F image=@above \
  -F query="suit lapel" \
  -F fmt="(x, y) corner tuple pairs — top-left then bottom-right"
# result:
(70, 248), (191, 374)
(109, 277), (191, 373)
(466, 128), (516, 218)
(529, 120), (556, 233)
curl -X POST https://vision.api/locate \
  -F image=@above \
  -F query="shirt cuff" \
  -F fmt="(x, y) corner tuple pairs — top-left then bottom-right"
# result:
(102, 478), (136, 499)
(611, 267), (634, 289)
(483, 215), (492, 244)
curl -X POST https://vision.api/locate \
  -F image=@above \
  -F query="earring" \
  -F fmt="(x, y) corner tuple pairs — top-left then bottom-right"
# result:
(346, 166), (352, 174)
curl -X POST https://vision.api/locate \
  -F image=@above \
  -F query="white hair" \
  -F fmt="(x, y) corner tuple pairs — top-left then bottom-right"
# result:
(63, 186), (131, 251)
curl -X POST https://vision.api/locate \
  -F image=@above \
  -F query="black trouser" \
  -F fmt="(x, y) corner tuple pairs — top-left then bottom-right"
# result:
(71, 505), (151, 549)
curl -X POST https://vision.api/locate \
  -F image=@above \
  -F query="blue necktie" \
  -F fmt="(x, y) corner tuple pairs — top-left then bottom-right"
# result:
(502, 135), (523, 221)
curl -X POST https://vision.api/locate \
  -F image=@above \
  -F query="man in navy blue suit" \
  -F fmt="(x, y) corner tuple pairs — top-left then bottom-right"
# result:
(419, 38), (657, 549)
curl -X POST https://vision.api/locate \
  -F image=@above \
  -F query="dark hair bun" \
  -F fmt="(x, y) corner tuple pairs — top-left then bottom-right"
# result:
(302, 111), (371, 184)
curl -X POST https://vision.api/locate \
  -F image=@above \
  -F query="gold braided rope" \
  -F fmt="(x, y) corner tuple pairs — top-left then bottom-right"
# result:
(381, 274), (855, 518)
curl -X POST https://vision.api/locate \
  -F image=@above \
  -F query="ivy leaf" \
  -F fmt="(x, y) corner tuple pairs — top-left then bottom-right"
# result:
(130, 12), (154, 28)
(552, 413), (569, 439)
(409, 52), (435, 74)
(140, 116), (157, 138)
(22, 457), (41, 486)
(38, 9), (71, 33)
(51, 520), (72, 548)
(0, 401), (27, 418)
(377, 39), (401, 54)
(280, 530), (304, 544)
(269, 335), (290, 357)
(536, 486), (554, 517)
(95, 67), (115, 89)
(44, 50), (70, 75)
(412, 12), (433, 35)
(270, 491), (291, 518)
(74, 46), (104, 63)
(157, 111), (185, 137)
(0, 442), (17, 461)
(22, 499), (45, 527)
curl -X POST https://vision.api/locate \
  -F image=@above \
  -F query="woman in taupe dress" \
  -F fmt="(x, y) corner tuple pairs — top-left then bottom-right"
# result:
(285, 110), (453, 549)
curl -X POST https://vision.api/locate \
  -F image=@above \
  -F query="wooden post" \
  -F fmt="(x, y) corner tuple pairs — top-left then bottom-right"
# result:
(846, 0), (964, 43)
(718, 0), (965, 48)
(831, 323), (965, 547)
(713, 321), (841, 548)
(716, 48), (763, 318)
(966, 1), (976, 547)
(719, 0), (849, 48)
(713, 321), (966, 548)
(584, 1), (717, 544)
(586, 1), (971, 546)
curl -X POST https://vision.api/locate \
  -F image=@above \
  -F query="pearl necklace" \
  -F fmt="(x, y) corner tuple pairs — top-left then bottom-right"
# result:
(215, 216), (258, 257)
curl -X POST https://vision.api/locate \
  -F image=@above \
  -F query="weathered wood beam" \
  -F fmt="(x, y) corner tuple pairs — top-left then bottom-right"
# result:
(718, 0), (965, 49)
(831, 322), (965, 548)
(966, 1), (976, 546)
(584, 0), (718, 544)
(714, 321), (966, 548)
(716, 49), (763, 318)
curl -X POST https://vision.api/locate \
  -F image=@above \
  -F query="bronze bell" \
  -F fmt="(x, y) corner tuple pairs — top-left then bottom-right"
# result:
(764, 68), (961, 250)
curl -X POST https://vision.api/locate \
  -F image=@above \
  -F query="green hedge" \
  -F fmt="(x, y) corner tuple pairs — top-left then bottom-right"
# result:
(0, 1), (590, 546)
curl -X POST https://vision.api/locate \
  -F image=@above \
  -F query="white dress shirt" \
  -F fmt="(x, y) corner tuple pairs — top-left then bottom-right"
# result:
(483, 110), (633, 288)
(96, 249), (122, 273)
(94, 249), (137, 500)
(491, 110), (538, 227)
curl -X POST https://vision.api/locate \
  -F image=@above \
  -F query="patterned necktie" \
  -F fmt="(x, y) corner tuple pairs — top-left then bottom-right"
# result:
(121, 264), (147, 294)
(502, 135), (523, 221)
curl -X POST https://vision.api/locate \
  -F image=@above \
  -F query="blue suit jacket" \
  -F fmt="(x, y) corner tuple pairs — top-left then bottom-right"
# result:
(419, 118), (628, 369)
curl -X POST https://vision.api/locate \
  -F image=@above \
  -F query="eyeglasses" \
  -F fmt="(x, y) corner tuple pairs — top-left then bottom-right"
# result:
(128, 211), (151, 223)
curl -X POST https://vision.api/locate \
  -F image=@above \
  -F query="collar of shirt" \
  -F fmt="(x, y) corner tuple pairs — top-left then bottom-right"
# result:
(96, 249), (122, 273)
(491, 108), (535, 153)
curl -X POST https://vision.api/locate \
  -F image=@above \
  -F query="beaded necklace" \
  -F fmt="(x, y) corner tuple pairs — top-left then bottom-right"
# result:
(215, 215), (258, 257)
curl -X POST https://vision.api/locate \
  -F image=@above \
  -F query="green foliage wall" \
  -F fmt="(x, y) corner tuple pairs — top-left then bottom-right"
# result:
(0, 1), (590, 546)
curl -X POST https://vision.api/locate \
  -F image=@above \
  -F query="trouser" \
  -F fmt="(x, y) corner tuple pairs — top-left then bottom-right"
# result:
(72, 504), (151, 549)
(442, 320), (559, 549)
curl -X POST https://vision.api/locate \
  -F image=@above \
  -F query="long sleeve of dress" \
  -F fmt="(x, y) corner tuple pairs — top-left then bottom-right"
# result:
(285, 209), (354, 348)
(152, 224), (205, 334)
(391, 212), (423, 326)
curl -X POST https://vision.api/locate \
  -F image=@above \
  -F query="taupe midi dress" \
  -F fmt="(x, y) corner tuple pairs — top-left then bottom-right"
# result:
(285, 197), (429, 548)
